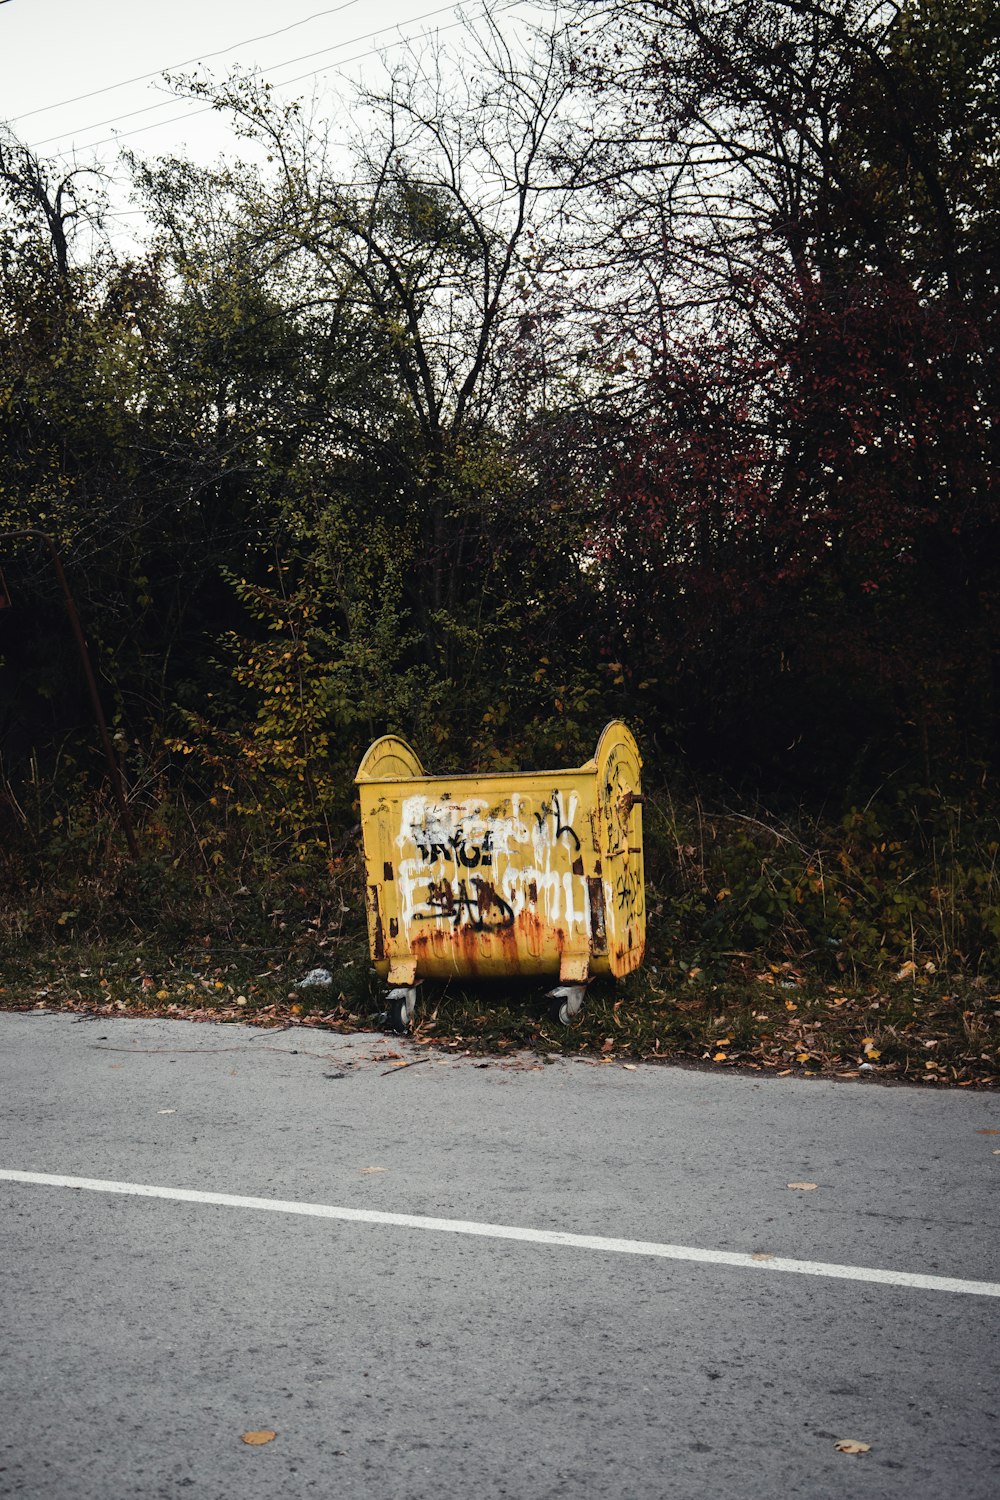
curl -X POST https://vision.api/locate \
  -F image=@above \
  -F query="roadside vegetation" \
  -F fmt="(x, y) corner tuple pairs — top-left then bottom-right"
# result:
(2, 2), (998, 1083)
(3, 770), (998, 1085)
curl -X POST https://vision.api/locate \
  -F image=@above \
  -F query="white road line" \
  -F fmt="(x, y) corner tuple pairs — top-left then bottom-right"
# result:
(3, 1168), (999, 1298)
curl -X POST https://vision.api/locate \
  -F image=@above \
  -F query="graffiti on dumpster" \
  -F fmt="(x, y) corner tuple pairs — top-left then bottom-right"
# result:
(395, 792), (587, 937)
(414, 877), (515, 931)
(615, 863), (644, 921)
(413, 830), (494, 869)
(601, 745), (631, 855)
(599, 742), (644, 926)
(533, 790), (581, 851)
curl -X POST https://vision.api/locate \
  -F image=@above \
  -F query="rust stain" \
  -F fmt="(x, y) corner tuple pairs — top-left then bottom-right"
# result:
(407, 904), (548, 978)
(383, 861), (394, 882)
(451, 922), (484, 977)
(389, 917), (399, 939)
(413, 929), (449, 959)
(369, 885), (385, 961)
(527, 880), (538, 905)
(572, 856), (584, 877)
(516, 907), (546, 958)
(495, 921), (520, 969)
(427, 879), (455, 916)
(586, 876), (607, 955)
(472, 877), (514, 929)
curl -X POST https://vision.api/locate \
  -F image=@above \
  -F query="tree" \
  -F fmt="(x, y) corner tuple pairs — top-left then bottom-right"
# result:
(547, 0), (1000, 785)
(162, 16), (601, 768)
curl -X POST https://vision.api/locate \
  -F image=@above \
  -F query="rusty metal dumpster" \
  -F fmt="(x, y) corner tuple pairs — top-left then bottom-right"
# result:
(355, 721), (645, 1030)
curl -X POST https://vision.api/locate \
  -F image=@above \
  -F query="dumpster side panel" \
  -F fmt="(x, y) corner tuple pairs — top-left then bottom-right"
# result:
(360, 775), (611, 979)
(594, 723), (646, 977)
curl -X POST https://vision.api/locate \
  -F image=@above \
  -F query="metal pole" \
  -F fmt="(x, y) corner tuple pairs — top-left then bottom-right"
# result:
(0, 528), (139, 860)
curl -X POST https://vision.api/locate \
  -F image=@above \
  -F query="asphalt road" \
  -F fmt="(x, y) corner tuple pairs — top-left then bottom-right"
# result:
(1, 1010), (998, 1499)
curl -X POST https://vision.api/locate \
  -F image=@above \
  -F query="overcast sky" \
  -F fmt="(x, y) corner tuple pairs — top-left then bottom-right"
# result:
(1, 0), (536, 170)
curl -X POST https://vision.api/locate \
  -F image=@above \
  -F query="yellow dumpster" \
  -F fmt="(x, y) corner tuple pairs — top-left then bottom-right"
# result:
(355, 721), (645, 1030)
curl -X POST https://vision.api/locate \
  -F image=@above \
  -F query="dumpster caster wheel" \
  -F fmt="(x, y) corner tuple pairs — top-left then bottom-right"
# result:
(387, 986), (417, 1033)
(547, 983), (587, 1026)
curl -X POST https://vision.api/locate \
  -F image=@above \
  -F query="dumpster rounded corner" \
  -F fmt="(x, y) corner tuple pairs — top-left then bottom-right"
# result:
(593, 718), (643, 774)
(355, 734), (424, 785)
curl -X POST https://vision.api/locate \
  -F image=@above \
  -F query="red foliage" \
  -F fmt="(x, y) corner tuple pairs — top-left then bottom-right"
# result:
(587, 265), (998, 780)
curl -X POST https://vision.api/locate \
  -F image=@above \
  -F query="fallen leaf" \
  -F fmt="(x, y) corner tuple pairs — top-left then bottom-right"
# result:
(622, 1063), (637, 1071)
(795, 1052), (811, 1064)
(834, 1439), (871, 1455)
(713, 1051), (729, 1063)
(976, 1128), (1000, 1135)
(751, 1252), (774, 1261)
(360, 1166), (387, 1174)
(240, 1430), (277, 1446)
(157, 1108), (176, 1115)
(787, 1182), (818, 1191)
(155, 989), (170, 1000)
(601, 1038), (615, 1053)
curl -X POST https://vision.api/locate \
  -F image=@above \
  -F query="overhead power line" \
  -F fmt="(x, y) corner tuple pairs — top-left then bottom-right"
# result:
(30, 0), (482, 150)
(13, 1), (363, 123)
(31, 0), (523, 158)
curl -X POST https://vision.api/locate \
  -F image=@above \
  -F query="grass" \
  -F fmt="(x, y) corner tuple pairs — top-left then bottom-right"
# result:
(2, 774), (999, 1087)
(3, 932), (998, 1088)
